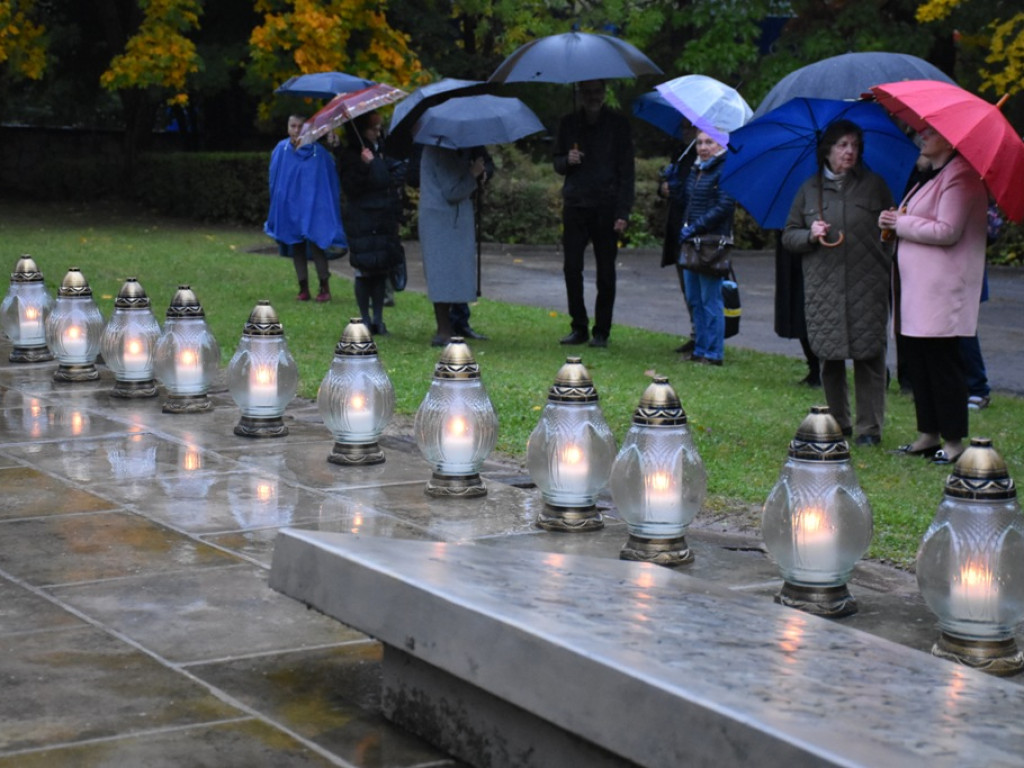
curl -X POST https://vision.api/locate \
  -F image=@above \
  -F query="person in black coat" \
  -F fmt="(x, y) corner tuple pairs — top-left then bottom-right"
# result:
(338, 112), (405, 335)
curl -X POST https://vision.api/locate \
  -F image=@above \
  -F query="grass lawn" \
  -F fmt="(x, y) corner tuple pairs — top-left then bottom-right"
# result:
(4, 199), (1022, 568)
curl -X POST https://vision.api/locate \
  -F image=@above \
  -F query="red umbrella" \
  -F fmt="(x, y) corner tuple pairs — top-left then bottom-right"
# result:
(298, 83), (407, 146)
(870, 80), (1024, 222)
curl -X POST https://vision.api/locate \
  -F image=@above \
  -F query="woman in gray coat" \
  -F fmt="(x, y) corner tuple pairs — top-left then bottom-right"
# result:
(418, 145), (487, 346)
(782, 120), (893, 445)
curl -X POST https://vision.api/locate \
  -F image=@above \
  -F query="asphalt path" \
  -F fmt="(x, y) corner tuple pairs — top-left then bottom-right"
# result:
(341, 241), (1024, 395)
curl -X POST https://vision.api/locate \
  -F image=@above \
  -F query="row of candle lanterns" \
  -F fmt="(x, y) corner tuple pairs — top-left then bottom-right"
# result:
(5, 255), (1023, 676)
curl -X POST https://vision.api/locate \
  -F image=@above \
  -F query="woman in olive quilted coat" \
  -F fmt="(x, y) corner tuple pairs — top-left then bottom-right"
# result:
(781, 119), (893, 445)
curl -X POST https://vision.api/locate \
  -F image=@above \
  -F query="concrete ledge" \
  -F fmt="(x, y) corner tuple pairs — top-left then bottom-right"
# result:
(270, 530), (1024, 768)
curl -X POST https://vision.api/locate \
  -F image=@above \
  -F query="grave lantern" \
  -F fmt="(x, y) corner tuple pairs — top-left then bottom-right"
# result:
(154, 285), (221, 413)
(46, 267), (105, 382)
(610, 376), (706, 566)
(414, 337), (497, 497)
(100, 277), (161, 398)
(917, 438), (1024, 676)
(761, 406), (873, 617)
(1, 255), (54, 363)
(527, 357), (616, 532)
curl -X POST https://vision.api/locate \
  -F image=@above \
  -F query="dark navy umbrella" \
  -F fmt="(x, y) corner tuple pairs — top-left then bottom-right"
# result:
(412, 95), (545, 149)
(631, 91), (688, 139)
(753, 52), (955, 119)
(275, 72), (376, 99)
(489, 32), (661, 83)
(388, 78), (492, 157)
(720, 97), (919, 229)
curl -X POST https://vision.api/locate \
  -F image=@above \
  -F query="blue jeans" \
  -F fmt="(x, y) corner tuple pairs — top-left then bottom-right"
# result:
(683, 270), (724, 361)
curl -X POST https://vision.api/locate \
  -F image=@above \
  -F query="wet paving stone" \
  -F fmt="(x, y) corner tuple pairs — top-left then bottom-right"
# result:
(0, 577), (83, 635)
(0, 466), (117, 520)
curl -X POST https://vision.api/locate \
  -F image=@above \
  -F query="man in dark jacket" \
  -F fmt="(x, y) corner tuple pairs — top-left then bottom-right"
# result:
(553, 80), (635, 348)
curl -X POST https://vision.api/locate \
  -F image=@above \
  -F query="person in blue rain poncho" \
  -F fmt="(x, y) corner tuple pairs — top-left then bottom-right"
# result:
(265, 114), (348, 302)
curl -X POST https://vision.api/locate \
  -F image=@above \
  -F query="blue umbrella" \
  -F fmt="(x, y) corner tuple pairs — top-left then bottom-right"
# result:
(632, 91), (688, 139)
(753, 52), (955, 119)
(720, 98), (919, 230)
(412, 95), (545, 149)
(388, 78), (491, 157)
(275, 72), (376, 99)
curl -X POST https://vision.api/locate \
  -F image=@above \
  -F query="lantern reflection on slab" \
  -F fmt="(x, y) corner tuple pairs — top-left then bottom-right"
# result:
(154, 285), (221, 413)
(100, 278), (161, 398)
(414, 337), (498, 497)
(761, 406), (873, 618)
(527, 357), (616, 532)
(916, 438), (1024, 676)
(610, 376), (706, 566)
(1, 255), (54, 363)
(227, 300), (298, 438)
(317, 318), (395, 466)
(46, 267), (105, 382)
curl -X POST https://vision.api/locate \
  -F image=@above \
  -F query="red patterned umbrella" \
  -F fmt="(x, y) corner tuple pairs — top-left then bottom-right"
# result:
(298, 83), (407, 146)
(871, 80), (1024, 222)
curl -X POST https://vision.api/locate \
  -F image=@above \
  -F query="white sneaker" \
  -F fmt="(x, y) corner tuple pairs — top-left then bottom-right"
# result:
(968, 395), (990, 410)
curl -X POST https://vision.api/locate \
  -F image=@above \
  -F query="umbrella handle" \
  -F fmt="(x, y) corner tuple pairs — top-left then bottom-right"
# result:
(817, 231), (845, 248)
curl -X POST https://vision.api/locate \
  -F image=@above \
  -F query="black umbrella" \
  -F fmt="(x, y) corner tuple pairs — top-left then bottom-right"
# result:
(488, 31), (661, 84)
(753, 52), (956, 119)
(387, 78), (492, 158)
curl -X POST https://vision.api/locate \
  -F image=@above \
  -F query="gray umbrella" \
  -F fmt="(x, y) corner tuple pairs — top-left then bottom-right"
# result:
(412, 95), (545, 148)
(488, 31), (661, 84)
(753, 51), (956, 118)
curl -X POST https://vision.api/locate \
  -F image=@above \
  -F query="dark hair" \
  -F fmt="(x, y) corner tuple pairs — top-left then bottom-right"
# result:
(817, 119), (864, 171)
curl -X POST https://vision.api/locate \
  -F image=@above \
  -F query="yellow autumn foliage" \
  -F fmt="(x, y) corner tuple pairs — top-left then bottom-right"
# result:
(0, 0), (46, 80)
(100, 0), (203, 105)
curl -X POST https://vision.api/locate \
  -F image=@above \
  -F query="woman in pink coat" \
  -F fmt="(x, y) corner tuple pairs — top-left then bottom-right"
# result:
(880, 127), (988, 465)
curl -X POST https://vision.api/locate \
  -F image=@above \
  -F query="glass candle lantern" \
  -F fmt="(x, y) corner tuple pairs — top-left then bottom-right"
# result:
(154, 285), (221, 413)
(227, 300), (298, 438)
(317, 318), (395, 465)
(527, 357), (617, 532)
(100, 277), (161, 398)
(916, 438), (1024, 676)
(414, 337), (498, 497)
(46, 267), (105, 382)
(610, 376), (707, 566)
(1, 255), (54, 363)
(761, 406), (873, 618)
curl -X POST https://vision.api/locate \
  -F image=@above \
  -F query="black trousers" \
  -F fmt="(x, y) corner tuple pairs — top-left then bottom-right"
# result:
(900, 335), (968, 441)
(562, 205), (618, 337)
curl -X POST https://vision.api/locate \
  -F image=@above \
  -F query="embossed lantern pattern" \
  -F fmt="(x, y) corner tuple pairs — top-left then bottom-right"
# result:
(100, 277), (162, 398)
(154, 285), (221, 413)
(1, 255), (54, 363)
(917, 438), (1024, 676)
(610, 376), (707, 566)
(414, 337), (498, 498)
(46, 267), (105, 382)
(227, 300), (298, 438)
(762, 406), (873, 618)
(318, 318), (395, 466)
(527, 357), (617, 532)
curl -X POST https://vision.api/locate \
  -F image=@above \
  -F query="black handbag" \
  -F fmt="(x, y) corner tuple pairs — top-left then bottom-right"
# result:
(678, 235), (734, 277)
(723, 267), (741, 338)
(390, 243), (407, 292)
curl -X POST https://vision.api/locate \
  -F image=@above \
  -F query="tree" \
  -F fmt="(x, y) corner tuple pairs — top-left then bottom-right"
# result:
(248, 0), (425, 124)
(0, 0), (46, 81)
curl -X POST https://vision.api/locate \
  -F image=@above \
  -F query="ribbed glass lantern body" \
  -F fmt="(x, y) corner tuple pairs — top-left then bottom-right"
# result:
(917, 496), (1024, 640)
(154, 315), (221, 396)
(414, 378), (497, 474)
(610, 422), (706, 538)
(1, 281), (53, 348)
(762, 457), (873, 586)
(101, 306), (161, 382)
(527, 401), (616, 508)
(318, 355), (395, 444)
(46, 294), (104, 364)
(227, 334), (298, 418)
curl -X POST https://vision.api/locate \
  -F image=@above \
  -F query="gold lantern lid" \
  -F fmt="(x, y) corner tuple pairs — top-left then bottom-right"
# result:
(547, 356), (599, 404)
(944, 438), (1017, 501)
(335, 318), (379, 357)
(242, 300), (283, 337)
(633, 376), (687, 426)
(165, 285), (205, 319)
(433, 337), (480, 380)
(787, 405), (850, 461)
(10, 255), (44, 284)
(57, 267), (93, 298)
(113, 277), (151, 309)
